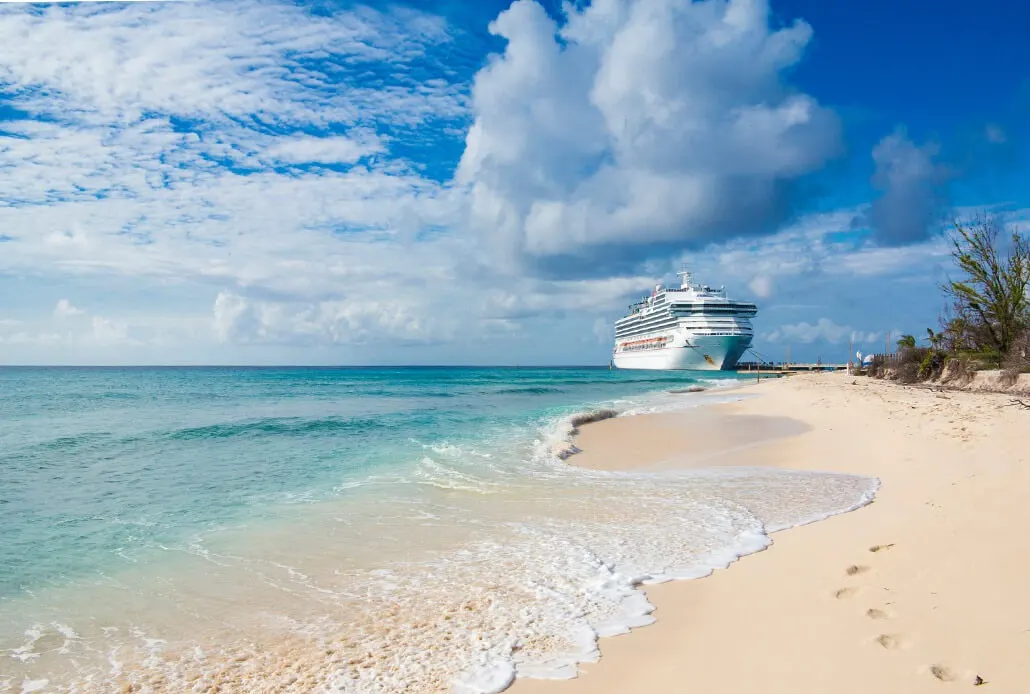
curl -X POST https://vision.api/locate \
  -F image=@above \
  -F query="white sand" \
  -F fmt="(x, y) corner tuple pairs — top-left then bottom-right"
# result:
(511, 372), (1030, 693)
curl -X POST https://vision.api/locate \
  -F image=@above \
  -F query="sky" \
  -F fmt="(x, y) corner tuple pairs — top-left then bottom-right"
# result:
(0, 0), (1027, 366)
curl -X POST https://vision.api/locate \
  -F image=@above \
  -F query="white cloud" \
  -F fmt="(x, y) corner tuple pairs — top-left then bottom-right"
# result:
(265, 133), (384, 165)
(91, 315), (130, 344)
(670, 207), (950, 302)
(748, 275), (773, 298)
(54, 299), (85, 318)
(0, 0), (471, 308)
(851, 330), (882, 345)
(207, 269), (660, 349)
(211, 291), (454, 346)
(834, 239), (950, 277)
(459, 0), (841, 269)
(0, 0), (982, 365)
(764, 318), (880, 345)
(213, 291), (253, 343)
(0, 2), (459, 126)
(0, 164), (468, 297)
(0, 1), (467, 209)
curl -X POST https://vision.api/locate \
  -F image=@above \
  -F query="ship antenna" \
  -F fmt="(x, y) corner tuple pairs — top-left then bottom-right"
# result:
(676, 266), (693, 289)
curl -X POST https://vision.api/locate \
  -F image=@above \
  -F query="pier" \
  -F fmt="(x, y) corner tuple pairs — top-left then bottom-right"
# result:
(735, 361), (848, 375)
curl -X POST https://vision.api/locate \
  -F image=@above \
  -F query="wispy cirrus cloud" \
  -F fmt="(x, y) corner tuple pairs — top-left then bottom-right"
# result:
(0, 0), (473, 291)
(0, 0), (483, 363)
(0, 0), (469, 207)
(0, 1), (461, 125)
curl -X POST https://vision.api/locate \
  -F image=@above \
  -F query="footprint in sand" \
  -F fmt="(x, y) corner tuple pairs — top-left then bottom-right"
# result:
(876, 634), (902, 649)
(846, 564), (870, 576)
(869, 543), (895, 553)
(834, 587), (859, 599)
(929, 664), (956, 682)
(866, 608), (889, 620)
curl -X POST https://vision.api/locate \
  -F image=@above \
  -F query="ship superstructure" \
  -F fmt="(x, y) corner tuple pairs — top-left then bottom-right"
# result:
(612, 270), (757, 371)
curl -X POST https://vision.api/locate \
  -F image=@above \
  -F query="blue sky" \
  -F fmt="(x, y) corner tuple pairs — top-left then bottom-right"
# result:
(0, 0), (1026, 365)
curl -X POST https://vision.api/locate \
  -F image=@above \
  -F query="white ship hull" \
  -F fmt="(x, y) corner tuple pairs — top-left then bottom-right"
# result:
(613, 269), (757, 371)
(613, 334), (752, 371)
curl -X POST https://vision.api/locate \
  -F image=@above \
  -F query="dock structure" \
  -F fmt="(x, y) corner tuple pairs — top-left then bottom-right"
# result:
(735, 361), (848, 375)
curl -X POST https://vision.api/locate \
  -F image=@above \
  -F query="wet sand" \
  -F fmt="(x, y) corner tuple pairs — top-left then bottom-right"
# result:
(568, 402), (809, 471)
(512, 372), (1030, 693)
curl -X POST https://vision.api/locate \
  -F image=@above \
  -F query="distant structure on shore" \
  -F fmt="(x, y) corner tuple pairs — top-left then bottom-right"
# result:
(736, 361), (847, 374)
(612, 269), (757, 371)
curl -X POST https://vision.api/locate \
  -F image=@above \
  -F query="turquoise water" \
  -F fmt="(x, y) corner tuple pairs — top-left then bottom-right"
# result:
(0, 367), (875, 693)
(0, 366), (729, 599)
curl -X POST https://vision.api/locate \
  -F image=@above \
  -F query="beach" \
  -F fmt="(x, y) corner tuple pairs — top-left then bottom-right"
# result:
(514, 372), (1030, 693)
(4, 367), (1025, 692)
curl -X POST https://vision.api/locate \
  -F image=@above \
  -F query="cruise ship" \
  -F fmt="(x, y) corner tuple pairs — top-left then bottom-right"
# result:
(612, 270), (757, 371)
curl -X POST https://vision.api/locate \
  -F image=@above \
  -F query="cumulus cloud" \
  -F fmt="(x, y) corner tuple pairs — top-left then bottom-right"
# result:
(213, 291), (255, 343)
(863, 128), (951, 245)
(54, 299), (84, 318)
(6, 302), (135, 351)
(459, 0), (841, 275)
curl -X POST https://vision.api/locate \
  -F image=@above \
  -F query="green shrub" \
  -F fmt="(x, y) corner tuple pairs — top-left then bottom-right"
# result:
(918, 349), (946, 379)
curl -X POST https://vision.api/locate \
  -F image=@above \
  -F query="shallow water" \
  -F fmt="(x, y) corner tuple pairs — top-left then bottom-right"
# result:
(0, 367), (875, 693)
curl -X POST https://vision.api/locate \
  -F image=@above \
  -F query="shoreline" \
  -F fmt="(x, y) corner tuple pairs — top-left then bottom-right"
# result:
(512, 371), (1030, 693)
(0, 370), (869, 693)
(559, 387), (809, 472)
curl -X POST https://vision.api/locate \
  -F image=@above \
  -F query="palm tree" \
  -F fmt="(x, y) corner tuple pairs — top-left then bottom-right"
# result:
(925, 328), (944, 350)
(897, 334), (917, 350)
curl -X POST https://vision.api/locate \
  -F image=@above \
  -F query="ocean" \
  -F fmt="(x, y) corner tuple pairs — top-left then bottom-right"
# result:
(0, 367), (876, 693)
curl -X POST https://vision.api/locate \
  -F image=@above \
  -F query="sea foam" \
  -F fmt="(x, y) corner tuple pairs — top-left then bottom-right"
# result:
(2, 466), (875, 693)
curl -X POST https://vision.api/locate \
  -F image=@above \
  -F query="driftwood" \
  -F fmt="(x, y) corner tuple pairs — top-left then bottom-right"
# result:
(569, 409), (618, 429)
(1004, 398), (1030, 410)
